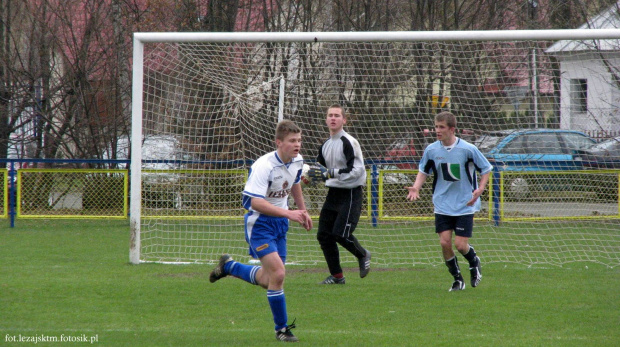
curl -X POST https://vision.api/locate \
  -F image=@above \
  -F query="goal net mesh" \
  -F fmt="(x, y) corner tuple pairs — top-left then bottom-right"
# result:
(135, 35), (620, 268)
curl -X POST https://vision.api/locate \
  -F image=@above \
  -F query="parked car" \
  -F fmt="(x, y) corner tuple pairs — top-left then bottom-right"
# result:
(475, 129), (596, 171)
(575, 136), (620, 169)
(474, 129), (597, 196)
(383, 136), (419, 170)
(108, 135), (197, 209)
(376, 164), (414, 185)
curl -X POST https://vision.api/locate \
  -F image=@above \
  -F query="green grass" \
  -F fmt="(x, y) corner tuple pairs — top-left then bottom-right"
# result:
(1, 220), (619, 346)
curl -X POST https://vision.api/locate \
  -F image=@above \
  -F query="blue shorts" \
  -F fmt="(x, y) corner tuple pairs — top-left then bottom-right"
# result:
(435, 213), (474, 238)
(244, 212), (289, 263)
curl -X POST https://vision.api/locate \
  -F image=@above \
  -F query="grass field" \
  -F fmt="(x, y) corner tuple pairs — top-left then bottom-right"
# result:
(1, 219), (619, 346)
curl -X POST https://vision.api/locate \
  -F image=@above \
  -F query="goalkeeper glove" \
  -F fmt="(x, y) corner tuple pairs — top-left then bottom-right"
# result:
(307, 164), (338, 181)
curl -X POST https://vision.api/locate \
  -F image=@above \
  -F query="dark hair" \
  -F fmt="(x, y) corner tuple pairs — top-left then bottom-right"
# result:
(276, 119), (301, 140)
(435, 111), (456, 128)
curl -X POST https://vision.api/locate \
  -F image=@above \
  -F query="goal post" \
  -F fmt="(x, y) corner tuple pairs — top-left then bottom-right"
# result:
(130, 29), (620, 267)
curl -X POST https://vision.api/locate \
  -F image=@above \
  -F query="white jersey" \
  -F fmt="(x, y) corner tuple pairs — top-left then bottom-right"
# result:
(242, 151), (304, 213)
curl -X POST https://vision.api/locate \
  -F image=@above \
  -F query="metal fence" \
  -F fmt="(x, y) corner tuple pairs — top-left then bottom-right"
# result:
(1, 159), (618, 227)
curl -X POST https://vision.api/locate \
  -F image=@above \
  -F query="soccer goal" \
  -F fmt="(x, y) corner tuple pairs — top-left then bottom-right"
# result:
(130, 30), (620, 267)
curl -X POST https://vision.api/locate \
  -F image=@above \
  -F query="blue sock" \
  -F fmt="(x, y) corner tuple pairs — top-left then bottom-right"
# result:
(225, 261), (260, 285)
(267, 290), (288, 331)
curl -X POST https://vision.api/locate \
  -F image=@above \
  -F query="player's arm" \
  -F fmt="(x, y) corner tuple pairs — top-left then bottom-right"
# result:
(309, 138), (362, 181)
(290, 184), (313, 230)
(290, 183), (307, 210)
(406, 171), (428, 201)
(408, 148), (433, 201)
(467, 171), (490, 206)
(332, 137), (364, 180)
(250, 197), (311, 230)
(316, 143), (327, 167)
(467, 147), (493, 206)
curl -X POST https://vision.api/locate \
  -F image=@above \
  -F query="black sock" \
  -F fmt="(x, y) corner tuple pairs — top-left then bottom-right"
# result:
(462, 246), (478, 266)
(445, 256), (463, 281)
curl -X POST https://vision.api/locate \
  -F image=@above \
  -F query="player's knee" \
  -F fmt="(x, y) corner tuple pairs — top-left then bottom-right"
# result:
(269, 268), (286, 286)
(453, 237), (469, 252)
(317, 231), (333, 245)
(439, 237), (452, 250)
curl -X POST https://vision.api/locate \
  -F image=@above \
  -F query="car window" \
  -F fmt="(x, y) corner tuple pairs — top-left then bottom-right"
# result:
(501, 135), (527, 154)
(561, 133), (595, 153)
(589, 137), (619, 150)
(476, 135), (504, 152)
(524, 133), (562, 154)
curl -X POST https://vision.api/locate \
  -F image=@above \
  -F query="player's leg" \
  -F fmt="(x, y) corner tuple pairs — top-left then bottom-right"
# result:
(259, 252), (297, 342)
(453, 214), (481, 287)
(208, 213), (262, 285)
(266, 226), (298, 342)
(211, 213), (270, 287)
(317, 209), (345, 283)
(332, 186), (371, 278)
(436, 214), (464, 291)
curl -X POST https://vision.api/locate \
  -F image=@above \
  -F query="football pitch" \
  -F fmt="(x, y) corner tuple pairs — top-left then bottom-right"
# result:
(1, 220), (619, 346)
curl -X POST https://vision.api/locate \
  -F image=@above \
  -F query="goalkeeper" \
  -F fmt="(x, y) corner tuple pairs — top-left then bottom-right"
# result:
(307, 104), (371, 284)
(406, 111), (492, 292)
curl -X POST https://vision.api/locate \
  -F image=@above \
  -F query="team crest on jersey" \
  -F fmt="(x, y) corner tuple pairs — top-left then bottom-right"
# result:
(282, 181), (289, 190)
(441, 163), (461, 181)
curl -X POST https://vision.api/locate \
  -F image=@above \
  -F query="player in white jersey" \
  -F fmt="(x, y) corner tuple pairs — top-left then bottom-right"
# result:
(209, 120), (312, 342)
(406, 112), (492, 292)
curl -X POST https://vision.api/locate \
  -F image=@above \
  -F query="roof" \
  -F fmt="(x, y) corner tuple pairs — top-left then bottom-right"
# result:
(546, 2), (620, 53)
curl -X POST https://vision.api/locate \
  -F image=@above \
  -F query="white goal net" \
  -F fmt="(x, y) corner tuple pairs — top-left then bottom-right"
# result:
(130, 31), (620, 268)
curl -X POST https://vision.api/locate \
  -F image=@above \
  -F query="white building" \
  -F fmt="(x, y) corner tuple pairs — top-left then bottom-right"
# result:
(546, 3), (620, 135)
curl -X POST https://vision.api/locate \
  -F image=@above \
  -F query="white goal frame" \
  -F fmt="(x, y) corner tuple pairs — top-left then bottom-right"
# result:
(130, 29), (620, 265)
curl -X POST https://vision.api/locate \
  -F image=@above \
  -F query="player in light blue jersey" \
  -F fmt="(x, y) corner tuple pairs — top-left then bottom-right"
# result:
(406, 112), (492, 292)
(209, 120), (312, 342)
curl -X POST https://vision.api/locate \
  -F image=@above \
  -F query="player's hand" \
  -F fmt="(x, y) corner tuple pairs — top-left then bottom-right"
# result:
(289, 209), (312, 230)
(300, 210), (312, 231)
(467, 188), (483, 206)
(406, 186), (420, 201)
(307, 164), (337, 181)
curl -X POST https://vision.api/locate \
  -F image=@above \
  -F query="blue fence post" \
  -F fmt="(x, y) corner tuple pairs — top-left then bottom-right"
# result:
(371, 164), (378, 227)
(9, 161), (16, 228)
(492, 166), (501, 226)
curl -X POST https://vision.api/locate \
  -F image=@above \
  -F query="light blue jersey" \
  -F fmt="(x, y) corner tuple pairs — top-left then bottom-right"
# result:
(418, 138), (493, 216)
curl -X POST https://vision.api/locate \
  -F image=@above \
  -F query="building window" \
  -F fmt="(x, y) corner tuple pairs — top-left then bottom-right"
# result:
(570, 79), (587, 113)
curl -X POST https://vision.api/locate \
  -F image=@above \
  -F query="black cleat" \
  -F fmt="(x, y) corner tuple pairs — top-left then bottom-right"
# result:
(319, 275), (345, 284)
(276, 321), (299, 342)
(359, 250), (371, 278)
(469, 256), (482, 288)
(209, 254), (233, 283)
(449, 279), (465, 292)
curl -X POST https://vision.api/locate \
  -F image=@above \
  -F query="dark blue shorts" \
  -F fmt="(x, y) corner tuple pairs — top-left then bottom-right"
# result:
(435, 213), (474, 238)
